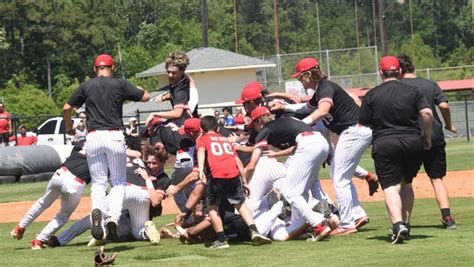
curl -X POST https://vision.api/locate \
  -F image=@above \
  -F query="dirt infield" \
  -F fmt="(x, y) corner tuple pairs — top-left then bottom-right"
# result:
(0, 170), (472, 223)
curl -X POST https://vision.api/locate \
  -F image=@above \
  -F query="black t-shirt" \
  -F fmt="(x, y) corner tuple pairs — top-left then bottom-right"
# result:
(63, 140), (91, 184)
(168, 78), (192, 127)
(400, 77), (448, 147)
(150, 125), (182, 155)
(359, 80), (430, 140)
(307, 80), (359, 134)
(254, 117), (313, 150)
(67, 76), (144, 131)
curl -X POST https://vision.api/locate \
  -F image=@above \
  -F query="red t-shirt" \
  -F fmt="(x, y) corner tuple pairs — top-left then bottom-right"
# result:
(0, 111), (11, 134)
(234, 114), (245, 125)
(196, 132), (240, 179)
(17, 135), (37, 146)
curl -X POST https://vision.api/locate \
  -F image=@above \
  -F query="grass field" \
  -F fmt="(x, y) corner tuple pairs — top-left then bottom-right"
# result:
(1, 139), (472, 203)
(0, 198), (472, 266)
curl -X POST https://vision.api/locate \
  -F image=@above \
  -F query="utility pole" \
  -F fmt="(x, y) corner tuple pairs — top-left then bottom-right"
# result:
(201, 0), (209, 47)
(273, 0), (280, 55)
(233, 0), (239, 53)
(378, 0), (389, 55)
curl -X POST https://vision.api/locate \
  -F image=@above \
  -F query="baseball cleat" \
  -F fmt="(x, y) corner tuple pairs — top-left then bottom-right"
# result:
(90, 209), (106, 241)
(106, 220), (119, 242)
(10, 225), (25, 240)
(312, 199), (332, 218)
(87, 238), (105, 247)
(441, 216), (457, 229)
(31, 239), (46, 250)
(250, 230), (272, 245)
(391, 224), (409, 244)
(145, 221), (160, 245)
(355, 215), (370, 229)
(308, 222), (331, 242)
(330, 227), (358, 235)
(208, 240), (230, 249)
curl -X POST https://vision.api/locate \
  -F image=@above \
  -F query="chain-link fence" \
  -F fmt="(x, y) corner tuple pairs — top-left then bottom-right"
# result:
(258, 47), (474, 92)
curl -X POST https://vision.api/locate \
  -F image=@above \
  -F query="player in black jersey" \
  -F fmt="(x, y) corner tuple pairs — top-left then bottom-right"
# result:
(11, 139), (91, 250)
(359, 56), (433, 244)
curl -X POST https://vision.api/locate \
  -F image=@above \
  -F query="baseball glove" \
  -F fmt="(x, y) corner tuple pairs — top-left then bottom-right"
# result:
(365, 174), (379, 196)
(94, 246), (117, 266)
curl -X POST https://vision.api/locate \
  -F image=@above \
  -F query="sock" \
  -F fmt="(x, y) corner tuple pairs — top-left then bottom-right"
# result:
(248, 224), (258, 233)
(216, 231), (226, 243)
(441, 208), (451, 219)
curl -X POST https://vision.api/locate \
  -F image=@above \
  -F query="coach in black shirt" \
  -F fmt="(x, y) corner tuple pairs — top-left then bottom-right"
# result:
(359, 56), (433, 244)
(399, 55), (458, 229)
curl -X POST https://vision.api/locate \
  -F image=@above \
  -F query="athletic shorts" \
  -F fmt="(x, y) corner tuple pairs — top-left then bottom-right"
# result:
(205, 176), (245, 206)
(372, 135), (424, 190)
(422, 144), (447, 179)
(222, 211), (251, 241)
(0, 132), (9, 145)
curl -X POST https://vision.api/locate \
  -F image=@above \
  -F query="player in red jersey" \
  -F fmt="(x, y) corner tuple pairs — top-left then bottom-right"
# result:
(196, 116), (271, 249)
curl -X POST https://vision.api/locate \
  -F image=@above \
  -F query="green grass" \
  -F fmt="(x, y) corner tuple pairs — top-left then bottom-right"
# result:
(0, 198), (472, 266)
(0, 139), (472, 203)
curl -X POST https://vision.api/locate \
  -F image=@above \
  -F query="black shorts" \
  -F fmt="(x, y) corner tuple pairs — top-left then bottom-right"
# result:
(222, 211), (251, 241)
(205, 177), (245, 206)
(372, 135), (424, 190)
(423, 144), (447, 179)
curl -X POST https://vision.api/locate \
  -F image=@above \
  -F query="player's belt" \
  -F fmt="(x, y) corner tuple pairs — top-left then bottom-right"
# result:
(60, 166), (85, 185)
(300, 131), (315, 137)
(88, 128), (120, 133)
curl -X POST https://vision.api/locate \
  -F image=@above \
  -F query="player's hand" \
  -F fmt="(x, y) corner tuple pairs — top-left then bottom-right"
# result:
(365, 173), (379, 196)
(262, 150), (278, 158)
(288, 95), (303, 104)
(199, 171), (207, 183)
(166, 185), (179, 197)
(145, 114), (155, 126)
(243, 183), (250, 196)
(135, 168), (149, 180)
(270, 102), (286, 111)
(166, 122), (179, 131)
(445, 125), (458, 133)
(174, 212), (187, 226)
(227, 132), (239, 143)
(423, 138), (432, 150)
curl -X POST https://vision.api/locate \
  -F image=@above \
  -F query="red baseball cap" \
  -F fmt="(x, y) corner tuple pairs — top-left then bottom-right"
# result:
(291, 57), (319, 78)
(178, 118), (201, 135)
(94, 54), (114, 67)
(379, 56), (400, 71)
(248, 106), (271, 128)
(235, 81), (264, 104)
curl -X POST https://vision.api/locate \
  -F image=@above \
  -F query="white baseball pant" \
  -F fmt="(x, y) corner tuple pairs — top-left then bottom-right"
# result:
(87, 130), (127, 222)
(330, 125), (372, 227)
(18, 167), (85, 242)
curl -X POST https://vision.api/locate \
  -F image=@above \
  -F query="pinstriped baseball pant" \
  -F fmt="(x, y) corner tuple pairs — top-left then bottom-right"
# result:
(87, 130), (127, 222)
(330, 125), (372, 227)
(18, 168), (85, 242)
(281, 132), (329, 227)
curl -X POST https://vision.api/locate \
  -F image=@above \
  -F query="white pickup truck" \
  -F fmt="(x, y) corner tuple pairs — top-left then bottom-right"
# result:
(35, 117), (82, 145)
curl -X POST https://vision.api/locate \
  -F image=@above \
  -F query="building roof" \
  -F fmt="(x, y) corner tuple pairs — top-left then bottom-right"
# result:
(136, 47), (276, 78)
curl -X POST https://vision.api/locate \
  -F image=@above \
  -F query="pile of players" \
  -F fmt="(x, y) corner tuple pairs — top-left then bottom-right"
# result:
(9, 51), (457, 250)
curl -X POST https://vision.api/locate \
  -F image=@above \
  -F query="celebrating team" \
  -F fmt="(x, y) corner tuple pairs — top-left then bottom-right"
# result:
(9, 51), (457, 249)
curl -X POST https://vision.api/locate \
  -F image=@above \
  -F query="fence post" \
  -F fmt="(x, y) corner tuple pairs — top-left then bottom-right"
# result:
(262, 55), (268, 88)
(326, 49), (331, 80)
(426, 68), (430, 80)
(276, 54), (283, 91)
(464, 95), (470, 142)
(375, 46), (380, 85)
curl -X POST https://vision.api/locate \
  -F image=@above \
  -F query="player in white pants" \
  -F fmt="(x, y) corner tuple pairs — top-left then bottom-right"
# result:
(10, 140), (90, 250)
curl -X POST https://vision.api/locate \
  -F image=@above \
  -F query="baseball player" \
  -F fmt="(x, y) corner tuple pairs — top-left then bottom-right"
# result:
(10, 139), (91, 250)
(399, 55), (457, 229)
(63, 53), (150, 241)
(272, 58), (372, 235)
(49, 140), (170, 247)
(359, 56), (433, 244)
(197, 115), (272, 248)
(245, 106), (340, 241)
(0, 102), (12, 147)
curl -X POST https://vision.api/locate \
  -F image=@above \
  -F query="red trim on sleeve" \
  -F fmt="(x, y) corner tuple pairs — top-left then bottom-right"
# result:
(318, 97), (334, 107)
(174, 104), (189, 109)
(254, 140), (268, 149)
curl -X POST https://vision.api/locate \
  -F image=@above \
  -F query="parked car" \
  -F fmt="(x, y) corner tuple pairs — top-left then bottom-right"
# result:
(34, 117), (82, 145)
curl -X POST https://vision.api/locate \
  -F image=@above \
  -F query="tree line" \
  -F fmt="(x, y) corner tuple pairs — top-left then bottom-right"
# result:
(0, 0), (472, 117)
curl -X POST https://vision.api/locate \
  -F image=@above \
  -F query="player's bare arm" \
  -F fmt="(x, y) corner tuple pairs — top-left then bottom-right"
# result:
(438, 102), (458, 133)
(146, 107), (184, 122)
(136, 86), (151, 102)
(166, 171), (199, 197)
(62, 103), (75, 135)
(134, 168), (163, 207)
(419, 107), (433, 150)
(197, 147), (207, 183)
(302, 101), (331, 125)
(262, 146), (296, 158)
(244, 147), (262, 185)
